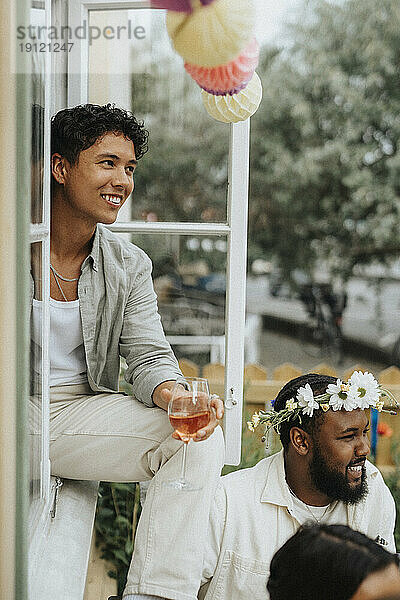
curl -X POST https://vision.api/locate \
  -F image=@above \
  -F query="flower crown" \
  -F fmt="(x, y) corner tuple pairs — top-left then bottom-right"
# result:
(248, 371), (399, 435)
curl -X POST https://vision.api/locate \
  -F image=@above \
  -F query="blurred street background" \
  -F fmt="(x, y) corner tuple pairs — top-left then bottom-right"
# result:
(99, 0), (400, 377)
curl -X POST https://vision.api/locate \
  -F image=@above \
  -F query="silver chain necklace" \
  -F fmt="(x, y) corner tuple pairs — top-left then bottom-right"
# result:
(50, 263), (79, 302)
(50, 263), (79, 282)
(288, 485), (332, 523)
(303, 502), (331, 524)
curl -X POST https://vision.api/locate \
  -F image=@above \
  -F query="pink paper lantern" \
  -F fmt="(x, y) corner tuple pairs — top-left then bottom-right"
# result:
(185, 38), (259, 96)
(151, 0), (192, 10)
(150, 0), (217, 12)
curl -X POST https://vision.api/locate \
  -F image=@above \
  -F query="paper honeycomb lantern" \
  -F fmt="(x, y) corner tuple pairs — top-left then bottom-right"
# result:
(184, 38), (259, 95)
(201, 71), (262, 123)
(166, 0), (255, 68)
(151, 0), (216, 11)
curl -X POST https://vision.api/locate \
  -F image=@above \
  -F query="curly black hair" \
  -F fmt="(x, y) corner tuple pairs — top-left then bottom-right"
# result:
(273, 373), (337, 449)
(51, 103), (149, 164)
(268, 524), (399, 600)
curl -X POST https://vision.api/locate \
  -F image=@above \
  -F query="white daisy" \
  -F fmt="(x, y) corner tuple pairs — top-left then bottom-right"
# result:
(297, 384), (319, 417)
(327, 379), (343, 396)
(342, 387), (360, 411)
(327, 379), (345, 411)
(329, 394), (344, 411)
(348, 371), (380, 408)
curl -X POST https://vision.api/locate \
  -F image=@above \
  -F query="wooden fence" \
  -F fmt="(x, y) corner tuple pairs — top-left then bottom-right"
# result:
(178, 359), (400, 468)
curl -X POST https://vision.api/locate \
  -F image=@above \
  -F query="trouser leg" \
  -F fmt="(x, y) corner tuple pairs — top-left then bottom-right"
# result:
(124, 426), (225, 600)
(49, 384), (225, 600)
(49, 386), (178, 481)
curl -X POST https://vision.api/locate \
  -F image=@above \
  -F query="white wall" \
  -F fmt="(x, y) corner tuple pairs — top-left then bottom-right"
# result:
(0, 0), (17, 596)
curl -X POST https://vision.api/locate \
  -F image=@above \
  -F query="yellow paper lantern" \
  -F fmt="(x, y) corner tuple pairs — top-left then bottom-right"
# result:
(166, 0), (255, 68)
(201, 71), (262, 123)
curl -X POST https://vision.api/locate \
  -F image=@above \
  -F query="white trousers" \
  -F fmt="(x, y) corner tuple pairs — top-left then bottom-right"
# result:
(48, 383), (225, 600)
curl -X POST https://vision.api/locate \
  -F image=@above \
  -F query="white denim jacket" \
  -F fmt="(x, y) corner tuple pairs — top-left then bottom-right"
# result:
(31, 224), (181, 406)
(199, 450), (396, 600)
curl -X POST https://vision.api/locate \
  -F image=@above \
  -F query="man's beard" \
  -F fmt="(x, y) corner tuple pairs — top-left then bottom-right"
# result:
(309, 443), (368, 505)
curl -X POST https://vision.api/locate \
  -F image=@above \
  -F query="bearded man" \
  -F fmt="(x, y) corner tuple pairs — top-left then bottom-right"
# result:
(198, 373), (396, 600)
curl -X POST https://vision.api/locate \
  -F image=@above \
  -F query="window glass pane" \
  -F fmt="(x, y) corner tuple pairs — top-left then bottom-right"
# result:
(88, 9), (229, 224)
(247, 0), (398, 380)
(29, 241), (43, 518)
(119, 233), (227, 389)
(30, 6), (45, 224)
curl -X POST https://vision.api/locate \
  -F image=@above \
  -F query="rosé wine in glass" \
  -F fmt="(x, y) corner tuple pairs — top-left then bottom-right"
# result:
(165, 377), (211, 491)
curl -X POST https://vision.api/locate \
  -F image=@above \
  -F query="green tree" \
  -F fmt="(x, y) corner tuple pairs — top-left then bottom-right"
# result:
(129, 58), (230, 272)
(249, 0), (400, 282)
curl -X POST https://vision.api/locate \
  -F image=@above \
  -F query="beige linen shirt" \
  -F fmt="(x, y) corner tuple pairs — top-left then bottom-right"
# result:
(31, 224), (182, 406)
(199, 450), (396, 600)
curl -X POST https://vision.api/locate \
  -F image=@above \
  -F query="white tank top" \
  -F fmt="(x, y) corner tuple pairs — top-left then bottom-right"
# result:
(32, 298), (88, 387)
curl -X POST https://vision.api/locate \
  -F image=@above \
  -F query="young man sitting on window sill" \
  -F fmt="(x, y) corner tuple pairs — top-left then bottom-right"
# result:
(30, 103), (225, 600)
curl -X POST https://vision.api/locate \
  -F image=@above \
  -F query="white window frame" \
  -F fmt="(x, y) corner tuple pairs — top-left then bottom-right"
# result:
(67, 0), (249, 465)
(166, 336), (225, 364)
(29, 0), (52, 523)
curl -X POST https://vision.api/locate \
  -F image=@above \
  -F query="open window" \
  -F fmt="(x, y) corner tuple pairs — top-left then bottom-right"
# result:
(65, 0), (250, 464)
(29, 0), (53, 544)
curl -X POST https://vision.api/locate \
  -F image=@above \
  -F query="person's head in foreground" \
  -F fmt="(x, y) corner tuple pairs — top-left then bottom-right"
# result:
(266, 372), (397, 506)
(51, 103), (148, 227)
(267, 524), (400, 600)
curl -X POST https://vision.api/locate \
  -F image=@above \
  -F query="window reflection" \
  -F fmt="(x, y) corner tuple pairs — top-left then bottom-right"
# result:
(31, 103), (44, 224)
(29, 0), (46, 519)
(30, 3), (45, 224)
(88, 9), (229, 224)
(29, 242), (42, 510)
(132, 233), (226, 366)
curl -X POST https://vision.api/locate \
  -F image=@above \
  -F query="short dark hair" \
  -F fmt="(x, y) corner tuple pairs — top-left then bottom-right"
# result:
(51, 103), (149, 164)
(267, 524), (399, 600)
(273, 373), (337, 449)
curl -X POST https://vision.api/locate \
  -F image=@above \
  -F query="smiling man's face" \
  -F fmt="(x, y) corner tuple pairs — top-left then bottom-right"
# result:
(53, 131), (137, 226)
(309, 409), (370, 504)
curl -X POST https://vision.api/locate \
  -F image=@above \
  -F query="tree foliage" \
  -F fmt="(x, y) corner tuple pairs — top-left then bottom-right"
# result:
(130, 64), (229, 271)
(250, 0), (400, 281)
(128, 0), (400, 281)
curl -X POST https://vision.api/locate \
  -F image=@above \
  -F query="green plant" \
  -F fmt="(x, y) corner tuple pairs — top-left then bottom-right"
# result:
(95, 482), (141, 595)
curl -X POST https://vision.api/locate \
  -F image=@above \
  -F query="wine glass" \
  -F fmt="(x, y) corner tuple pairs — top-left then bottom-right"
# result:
(164, 377), (211, 491)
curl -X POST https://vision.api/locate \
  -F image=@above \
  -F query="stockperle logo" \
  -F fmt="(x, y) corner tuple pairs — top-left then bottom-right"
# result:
(17, 19), (146, 46)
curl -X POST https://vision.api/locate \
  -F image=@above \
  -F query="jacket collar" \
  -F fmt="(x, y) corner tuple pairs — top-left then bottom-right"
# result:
(84, 225), (100, 272)
(260, 450), (293, 508)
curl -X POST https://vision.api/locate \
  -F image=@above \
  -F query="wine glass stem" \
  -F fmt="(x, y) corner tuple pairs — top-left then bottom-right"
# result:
(181, 441), (189, 482)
